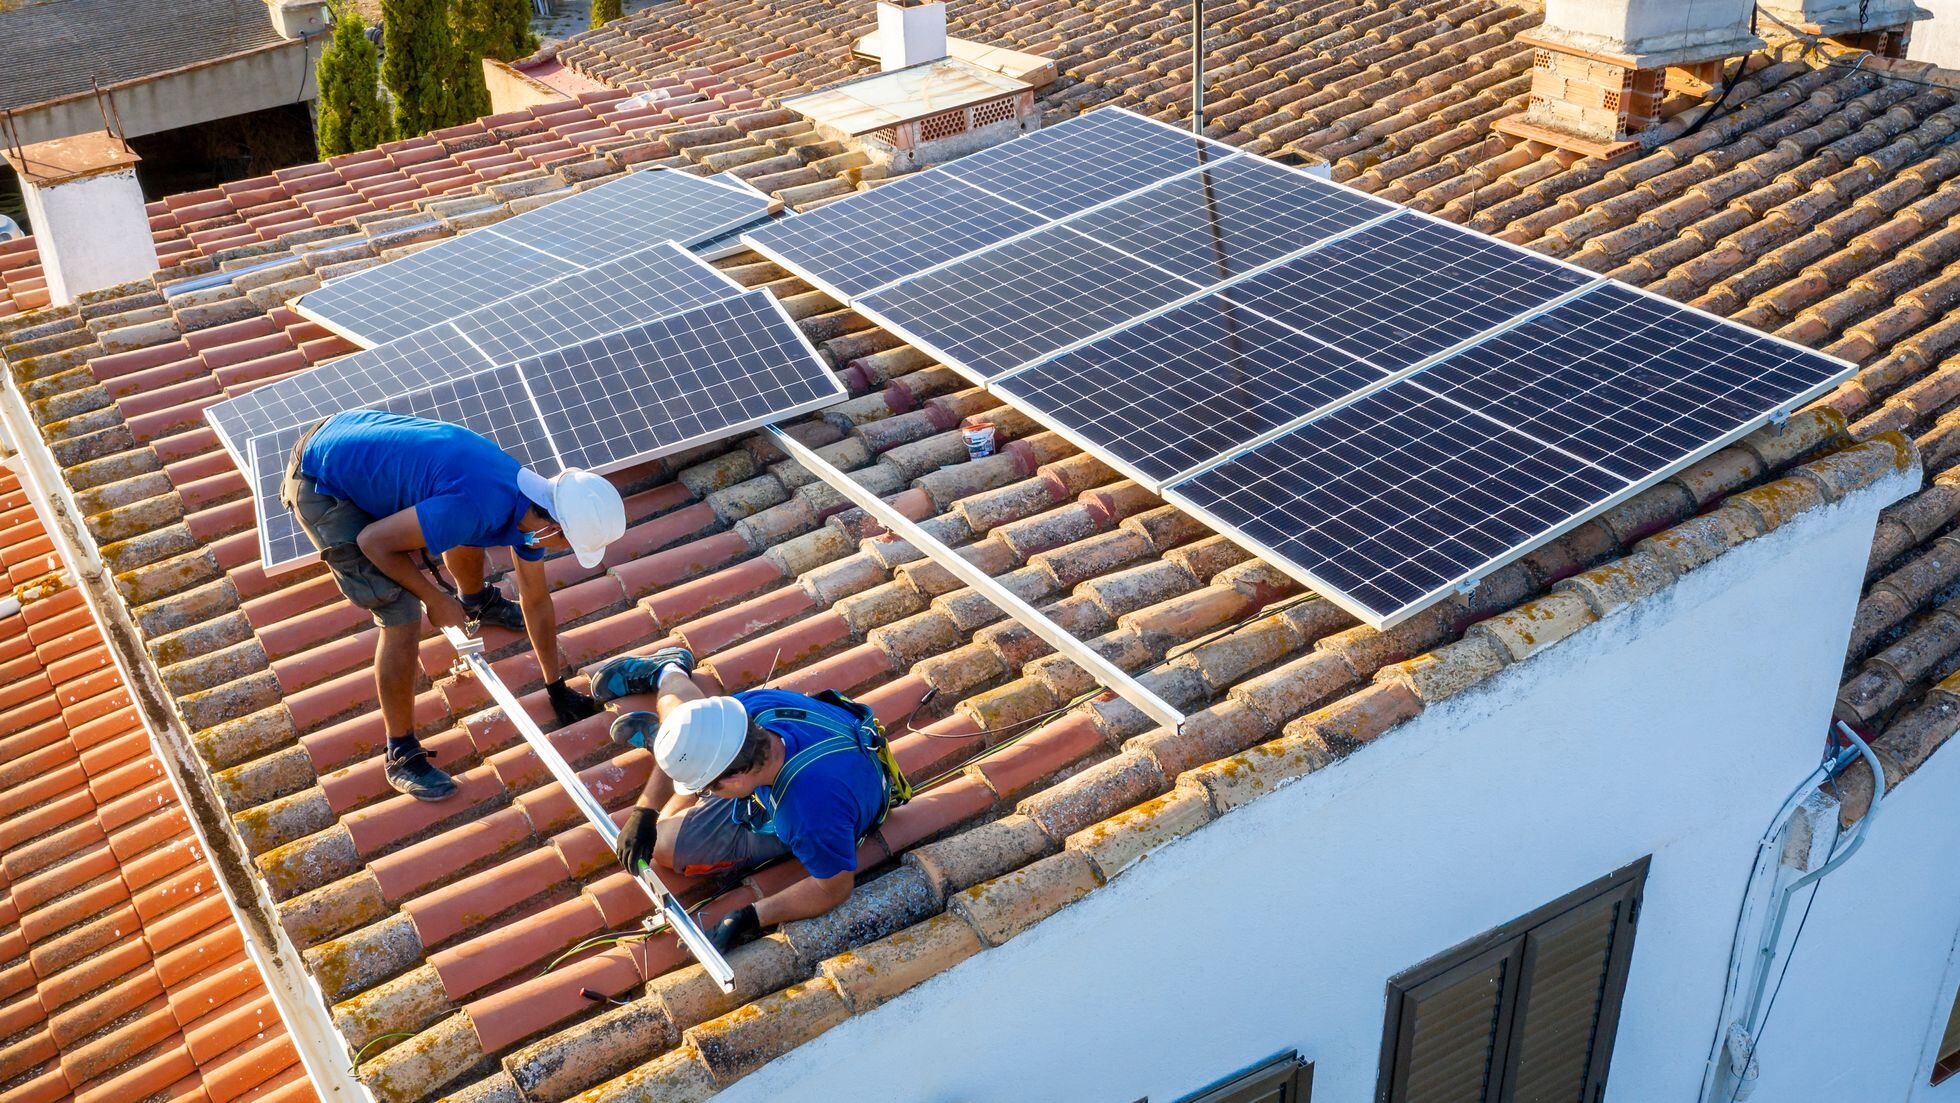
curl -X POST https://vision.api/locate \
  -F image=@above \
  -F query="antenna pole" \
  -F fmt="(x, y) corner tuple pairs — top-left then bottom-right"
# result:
(1191, 0), (1205, 134)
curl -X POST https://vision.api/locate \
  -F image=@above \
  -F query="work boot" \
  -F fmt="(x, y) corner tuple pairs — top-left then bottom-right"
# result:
(385, 744), (457, 801)
(589, 646), (695, 704)
(462, 587), (524, 631)
(610, 710), (659, 751)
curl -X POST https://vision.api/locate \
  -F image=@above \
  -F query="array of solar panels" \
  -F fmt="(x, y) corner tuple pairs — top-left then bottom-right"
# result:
(744, 107), (1854, 628)
(213, 170), (844, 572)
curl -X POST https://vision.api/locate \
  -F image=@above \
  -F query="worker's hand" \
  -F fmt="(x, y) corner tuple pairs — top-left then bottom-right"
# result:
(427, 592), (470, 631)
(615, 805), (658, 873)
(707, 904), (761, 953)
(546, 679), (598, 726)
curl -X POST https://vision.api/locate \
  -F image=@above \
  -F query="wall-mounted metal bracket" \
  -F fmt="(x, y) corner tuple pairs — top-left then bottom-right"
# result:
(768, 426), (1185, 732)
(440, 626), (737, 992)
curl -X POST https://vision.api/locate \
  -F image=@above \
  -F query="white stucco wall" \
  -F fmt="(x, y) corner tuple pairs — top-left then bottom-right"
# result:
(1911, 1), (1960, 66)
(20, 169), (160, 306)
(723, 469), (1918, 1103)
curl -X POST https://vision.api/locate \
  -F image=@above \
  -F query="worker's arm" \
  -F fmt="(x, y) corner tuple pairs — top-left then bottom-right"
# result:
(510, 554), (561, 680)
(754, 869), (853, 927)
(355, 509), (468, 627)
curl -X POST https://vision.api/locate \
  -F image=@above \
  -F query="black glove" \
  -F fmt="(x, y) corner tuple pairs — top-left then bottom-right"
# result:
(615, 806), (658, 873)
(546, 678), (598, 725)
(708, 903), (762, 953)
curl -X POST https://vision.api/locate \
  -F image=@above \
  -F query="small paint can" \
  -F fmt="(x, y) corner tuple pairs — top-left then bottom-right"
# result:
(962, 421), (997, 461)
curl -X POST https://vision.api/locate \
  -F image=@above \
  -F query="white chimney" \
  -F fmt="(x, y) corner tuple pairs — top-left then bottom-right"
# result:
(266, 0), (331, 39)
(1757, 0), (1930, 45)
(1537, 0), (1761, 64)
(3, 131), (159, 308)
(877, 0), (948, 71)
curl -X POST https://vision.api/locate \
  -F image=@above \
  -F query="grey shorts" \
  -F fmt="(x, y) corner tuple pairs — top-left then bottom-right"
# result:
(280, 423), (424, 629)
(668, 795), (790, 878)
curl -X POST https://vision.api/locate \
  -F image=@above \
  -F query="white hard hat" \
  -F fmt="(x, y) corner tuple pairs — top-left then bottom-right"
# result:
(549, 468), (626, 568)
(656, 696), (750, 793)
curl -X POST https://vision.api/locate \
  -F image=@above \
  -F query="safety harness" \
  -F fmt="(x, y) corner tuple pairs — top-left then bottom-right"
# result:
(731, 690), (912, 839)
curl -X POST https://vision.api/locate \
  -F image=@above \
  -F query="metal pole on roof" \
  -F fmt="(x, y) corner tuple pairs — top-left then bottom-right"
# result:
(440, 626), (739, 993)
(1191, 0), (1205, 133)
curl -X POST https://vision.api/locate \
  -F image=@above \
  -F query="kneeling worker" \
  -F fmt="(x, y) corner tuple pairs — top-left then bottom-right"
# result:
(282, 410), (627, 801)
(595, 649), (908, 952)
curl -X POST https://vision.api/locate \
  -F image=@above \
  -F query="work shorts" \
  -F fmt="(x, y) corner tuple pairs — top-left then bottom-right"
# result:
(281, 422), (424, 629)
(668, 795), (790, 877)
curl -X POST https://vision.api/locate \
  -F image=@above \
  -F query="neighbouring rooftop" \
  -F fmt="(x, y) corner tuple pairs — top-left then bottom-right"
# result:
(0, 0), (287, 113)
(1, 3), (1960, 1102)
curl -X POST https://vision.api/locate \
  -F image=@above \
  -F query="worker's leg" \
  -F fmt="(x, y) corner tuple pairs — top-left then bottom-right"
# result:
(443, 545), (525, 630)
(657, 795), (790, 877)
(443, 545), (486, 594)
(375, 621), (421, 742)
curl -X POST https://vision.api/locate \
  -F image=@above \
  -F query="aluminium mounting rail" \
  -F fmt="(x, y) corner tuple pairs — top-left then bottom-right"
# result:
(440, 626), (737, 992)
(767, 427), (1186, 732)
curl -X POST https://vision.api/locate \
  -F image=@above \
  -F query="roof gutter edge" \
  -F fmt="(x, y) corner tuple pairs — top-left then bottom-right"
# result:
(0, 374), (371, 1102)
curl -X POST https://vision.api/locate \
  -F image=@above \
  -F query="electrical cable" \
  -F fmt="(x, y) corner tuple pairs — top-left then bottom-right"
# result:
(1724, 806), (1843, 1103)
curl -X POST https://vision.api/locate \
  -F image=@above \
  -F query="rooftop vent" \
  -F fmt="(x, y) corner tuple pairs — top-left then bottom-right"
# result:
(2, 130), (159, 307)
(877, 0), (948, 71)
(784, 57), (1035, 172)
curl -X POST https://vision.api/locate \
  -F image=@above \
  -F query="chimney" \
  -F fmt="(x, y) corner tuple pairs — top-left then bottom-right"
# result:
(1496, 0), (1765, 157)
(1756, 0), (1929, 55)
(2, 131), (159, 308)
(877, 0), (948, 71)
(266, 0), (331, 39)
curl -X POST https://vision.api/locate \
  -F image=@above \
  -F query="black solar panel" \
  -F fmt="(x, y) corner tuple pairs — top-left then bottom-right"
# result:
(996, 297), (1389, 486)
(1169, 386), (1631, 623)
(856, 226), (1192, 380)
(520, 290), (845, 472)
(942, 107), (1237, 220)
(1410, 283), (1852, 480)
(1063, 155), (1395, 287)
(1220, 213), (1595, 371)
(743, 172), (1047, 299)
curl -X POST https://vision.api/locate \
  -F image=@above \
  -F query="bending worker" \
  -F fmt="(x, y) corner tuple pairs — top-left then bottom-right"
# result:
(593, 648), (909, 951)
(282, 410), (627, 801)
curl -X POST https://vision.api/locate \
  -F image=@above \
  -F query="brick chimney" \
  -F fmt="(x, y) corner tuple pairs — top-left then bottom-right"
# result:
(877, 0), (948, 71)
(1496, 0), (1765, 157)
(2, 131), (159, 308)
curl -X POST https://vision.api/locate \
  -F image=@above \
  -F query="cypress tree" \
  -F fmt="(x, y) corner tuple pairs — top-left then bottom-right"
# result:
(382, 0), (485, 138)
(457, 0), (537, 62)
(591, 0), (622, 30)
(314, 6), (391, 157)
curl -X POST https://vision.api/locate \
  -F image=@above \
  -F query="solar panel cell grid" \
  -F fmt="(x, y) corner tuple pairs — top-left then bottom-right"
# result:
(484, 170), (769, 266)
(1062, 155), (1395, 287)
(1410, 283), (1850, 480)
(996, 297), (1389, 486)
(942, 107), (1238, 219)
(1170, 387), (1631, 620)
(299, 230), (585, 347)
(1220, 213), (1595, 371)
(857, 226), (1193, 380)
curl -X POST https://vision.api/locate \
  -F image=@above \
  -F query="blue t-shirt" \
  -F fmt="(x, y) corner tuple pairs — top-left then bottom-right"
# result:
(300, 411), (544, 560)
(735, 688), (887, 880)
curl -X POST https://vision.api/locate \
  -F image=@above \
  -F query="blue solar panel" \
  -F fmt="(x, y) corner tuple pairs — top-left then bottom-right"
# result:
(856, 226), (1192, 380)
(995, 297), (1389, 487)
(1409, 283), (1852, 480)
(1220, 213), (1594, 371)
(1062, 155), (1395, 287)
(743, 172), (1047, 299)
(942, 107), (1238, 220)
(1168, 386), (1631, 622)
(484, 170), (769, 266)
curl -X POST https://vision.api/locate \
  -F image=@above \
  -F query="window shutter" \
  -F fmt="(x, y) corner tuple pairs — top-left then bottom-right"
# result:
(1388, 943), (1522, 1102)
(1501, 882), (1637, 1102)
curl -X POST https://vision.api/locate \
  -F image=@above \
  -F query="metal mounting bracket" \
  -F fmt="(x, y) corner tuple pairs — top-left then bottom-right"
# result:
(768, 427), (1185, 732)
(441, 626), (737, 992)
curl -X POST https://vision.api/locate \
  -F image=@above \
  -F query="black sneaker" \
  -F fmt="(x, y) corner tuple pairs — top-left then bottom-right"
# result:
(462, 587), (525, 631)
(609, 710), (659, 750)
(385, 746), (458, 801)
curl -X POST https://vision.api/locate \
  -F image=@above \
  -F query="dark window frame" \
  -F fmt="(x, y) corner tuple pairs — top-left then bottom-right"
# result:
(1932, 984), (1960, 1085)
(1375, 856), (1650, 1103)
(1172, 1049), (1314, 1103)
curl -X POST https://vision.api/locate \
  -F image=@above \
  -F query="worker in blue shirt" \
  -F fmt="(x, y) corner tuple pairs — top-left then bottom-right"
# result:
(282, 410), (627, 801)
(591, 648), (901, 952)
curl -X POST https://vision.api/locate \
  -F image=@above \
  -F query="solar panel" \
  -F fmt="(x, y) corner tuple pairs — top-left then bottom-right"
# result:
(1166, 386), (1631, 624)
(250, 426), (310, 569)
(995, 297), (1389, 487)
(1408, 283), (1850, 480)
(208, 243), (740, 470)
(484, 170), (768, 266)
(1061, 155), (1395, 287)
(520, 290), (845, 472)
(941, 107), (1238, 220)
(855, 226), (1193, 381)
(1219, 213), (1595, 371)
(743, 172), (1047, 300)
(296, 170), (768, 346)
